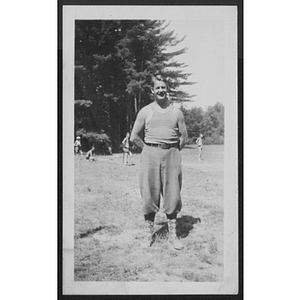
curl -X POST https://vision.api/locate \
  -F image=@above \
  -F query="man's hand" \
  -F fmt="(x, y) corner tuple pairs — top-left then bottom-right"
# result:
(130, 107), (148, 149)
(174, 107), (188, 151)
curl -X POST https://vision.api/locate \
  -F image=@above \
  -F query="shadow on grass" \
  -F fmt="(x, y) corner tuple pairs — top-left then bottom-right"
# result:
(79, 226), (104, 238)
(177, 215), (201, 238)
(78, 224), (124, 239)
(155, 215), (201, 239)
(183, 145), (197, 149)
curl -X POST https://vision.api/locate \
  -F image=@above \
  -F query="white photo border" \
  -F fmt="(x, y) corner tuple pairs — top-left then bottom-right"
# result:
(59, 2), (242, 297)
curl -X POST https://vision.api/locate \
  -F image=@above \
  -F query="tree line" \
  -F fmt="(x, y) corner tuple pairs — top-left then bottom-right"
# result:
(74, 20), (224, 153)
(181, 102), (224, 145)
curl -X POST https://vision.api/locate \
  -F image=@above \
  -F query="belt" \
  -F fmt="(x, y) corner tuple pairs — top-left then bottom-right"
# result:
(145, 143), (178, 150)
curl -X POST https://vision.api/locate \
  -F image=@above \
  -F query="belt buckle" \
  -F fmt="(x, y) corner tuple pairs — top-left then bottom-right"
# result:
(160, 143), (168, 149)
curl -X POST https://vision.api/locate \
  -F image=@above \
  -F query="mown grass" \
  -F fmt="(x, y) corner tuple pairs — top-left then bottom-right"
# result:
(74, 145), (224, 282)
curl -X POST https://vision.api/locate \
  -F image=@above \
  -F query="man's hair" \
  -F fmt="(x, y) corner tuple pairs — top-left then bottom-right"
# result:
(151, 74), (169, 89)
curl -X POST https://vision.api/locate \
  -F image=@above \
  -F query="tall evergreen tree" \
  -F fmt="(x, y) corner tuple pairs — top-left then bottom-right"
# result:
(74, 20), (194, 152)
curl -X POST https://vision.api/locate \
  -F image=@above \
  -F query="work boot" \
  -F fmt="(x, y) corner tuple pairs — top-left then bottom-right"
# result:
(140, 220), (154, 249)
(167, 219), (184, 250)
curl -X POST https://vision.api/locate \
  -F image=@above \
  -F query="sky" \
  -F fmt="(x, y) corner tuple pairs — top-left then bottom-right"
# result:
(165, 20), (227, 109)
(65, 6), (236, 110)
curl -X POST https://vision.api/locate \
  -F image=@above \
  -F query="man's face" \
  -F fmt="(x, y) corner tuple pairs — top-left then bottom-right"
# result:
(152, 81), (167, 101)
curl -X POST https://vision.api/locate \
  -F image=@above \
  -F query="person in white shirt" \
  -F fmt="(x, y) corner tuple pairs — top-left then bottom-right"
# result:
(121, 132), (133, 166)
(196, 133), (204, 161)
(74, 136), (83, 157)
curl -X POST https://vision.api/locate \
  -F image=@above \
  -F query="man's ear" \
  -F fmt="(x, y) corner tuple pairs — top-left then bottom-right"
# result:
(150, 87), (154, 94)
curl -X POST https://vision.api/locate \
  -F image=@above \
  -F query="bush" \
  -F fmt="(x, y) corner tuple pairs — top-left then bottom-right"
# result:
(203, 134), (224, 145)
(75, 129), (112, 154)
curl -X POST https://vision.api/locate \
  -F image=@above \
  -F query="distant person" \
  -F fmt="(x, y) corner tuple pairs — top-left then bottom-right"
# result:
(130, 74), (188, 250)
(74, 136), (83, 157)
(99, 130), (113, 155)
(121, 132), (133, 166)
(196, 133), (204, 161)
(106, 143), (113, 155)
(86, 146), (95, 161)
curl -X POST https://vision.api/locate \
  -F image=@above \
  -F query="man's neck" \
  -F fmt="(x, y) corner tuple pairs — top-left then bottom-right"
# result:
(155, 98), (170, 109)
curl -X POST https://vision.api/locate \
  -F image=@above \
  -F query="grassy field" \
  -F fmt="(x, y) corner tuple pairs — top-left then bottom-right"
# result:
(74, 145), (224, 282)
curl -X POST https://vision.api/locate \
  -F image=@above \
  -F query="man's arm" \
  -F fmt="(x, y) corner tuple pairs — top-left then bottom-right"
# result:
(130, 108), (147, 149)
(175, 108), (188, 151)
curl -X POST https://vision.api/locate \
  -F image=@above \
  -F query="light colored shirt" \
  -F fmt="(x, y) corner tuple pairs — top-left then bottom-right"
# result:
(144, 104), (179, 144)
(122, 136), (130, 148)
(74, 140), (81, 147)
(196, 137), (203, 146)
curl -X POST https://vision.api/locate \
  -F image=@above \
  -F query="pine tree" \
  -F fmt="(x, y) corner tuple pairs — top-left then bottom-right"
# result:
(74, 20), (194, 152)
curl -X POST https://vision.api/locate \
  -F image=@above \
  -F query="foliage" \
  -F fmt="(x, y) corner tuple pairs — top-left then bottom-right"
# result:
(76, 128), (111, 154)
(75, 20), (194, 152)
(181, 102), (224, 145)
(75, 100), (95, 133)
(181, 105), (204, 139)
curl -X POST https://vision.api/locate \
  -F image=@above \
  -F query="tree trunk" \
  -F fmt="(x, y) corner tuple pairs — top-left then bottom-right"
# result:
(134, 95), (137, 116)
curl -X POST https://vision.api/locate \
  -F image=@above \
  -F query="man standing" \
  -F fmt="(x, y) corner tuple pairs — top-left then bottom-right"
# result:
(196, 133), (204, 161)
(74, 136), (83, 157)
(130, 75), (188, 250)
(121, 132), (133, 166)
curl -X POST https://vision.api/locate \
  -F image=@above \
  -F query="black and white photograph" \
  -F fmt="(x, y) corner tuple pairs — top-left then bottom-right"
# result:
(4, 1), (300, 300)
(60, 1), (242, 297)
